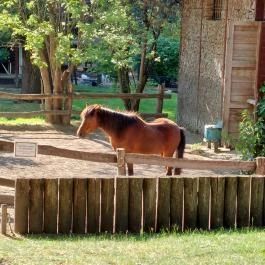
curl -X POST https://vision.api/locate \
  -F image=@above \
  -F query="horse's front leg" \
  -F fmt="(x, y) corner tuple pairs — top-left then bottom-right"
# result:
(163, 152), (174, 176)
(127, 163), (134, 176)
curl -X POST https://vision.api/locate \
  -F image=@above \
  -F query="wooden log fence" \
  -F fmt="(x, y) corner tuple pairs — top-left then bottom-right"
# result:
(0, 85), (170, 119)
(1, 139), (265, 234)
(13, 175), (265, 234)
(0, 140), (258, 173)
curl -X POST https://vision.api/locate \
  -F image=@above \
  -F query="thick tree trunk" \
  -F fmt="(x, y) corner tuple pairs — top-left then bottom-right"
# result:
(118, 67), (132, 110)
(21, 51), (41, 94)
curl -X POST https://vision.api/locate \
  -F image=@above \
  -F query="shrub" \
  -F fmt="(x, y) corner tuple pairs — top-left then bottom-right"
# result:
(236, 85), (265, 160)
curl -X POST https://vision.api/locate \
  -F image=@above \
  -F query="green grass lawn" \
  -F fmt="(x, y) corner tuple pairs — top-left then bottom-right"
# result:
(0, 85), (177, 125)
(0, 229), (264, 265)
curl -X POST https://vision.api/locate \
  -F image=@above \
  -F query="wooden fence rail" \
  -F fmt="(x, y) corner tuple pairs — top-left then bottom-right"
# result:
(0, 87), (170, 119)
(0, 140), (258, 172)
(0, 92), (171, 100)
(14, 175), (265, 234)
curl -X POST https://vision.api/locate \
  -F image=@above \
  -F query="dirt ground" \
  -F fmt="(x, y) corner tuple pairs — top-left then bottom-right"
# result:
(0, 124), (241, 184)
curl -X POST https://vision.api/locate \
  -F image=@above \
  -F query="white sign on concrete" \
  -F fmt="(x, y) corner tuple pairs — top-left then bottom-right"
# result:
(14, 142), (38, 158)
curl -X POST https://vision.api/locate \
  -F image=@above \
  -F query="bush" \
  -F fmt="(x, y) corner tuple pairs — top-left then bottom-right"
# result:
(236, 85), (265, 160)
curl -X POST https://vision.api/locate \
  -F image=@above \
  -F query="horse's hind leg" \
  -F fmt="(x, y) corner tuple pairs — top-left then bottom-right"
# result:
(127, 163), (134, 176)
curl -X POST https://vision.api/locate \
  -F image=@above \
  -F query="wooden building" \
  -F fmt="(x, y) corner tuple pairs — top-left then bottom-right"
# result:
(0, 45), (22, 87)
(178, 0), (265, 139)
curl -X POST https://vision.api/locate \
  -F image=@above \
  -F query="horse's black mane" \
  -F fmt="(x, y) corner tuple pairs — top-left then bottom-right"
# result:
(97, 106), (143, 135)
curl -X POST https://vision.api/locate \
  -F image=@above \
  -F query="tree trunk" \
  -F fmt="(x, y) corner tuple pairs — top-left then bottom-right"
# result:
(132, 41), (149, 111)
(21, 51), (41, 94)
(118, 67), (132, 110)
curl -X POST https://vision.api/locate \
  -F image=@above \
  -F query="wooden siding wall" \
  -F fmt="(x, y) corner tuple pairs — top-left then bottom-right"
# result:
(223, 22), (261, 136)
(14, 175), (265, 234)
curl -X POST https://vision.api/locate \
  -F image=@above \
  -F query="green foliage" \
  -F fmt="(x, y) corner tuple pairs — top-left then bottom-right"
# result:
(152, 36), (180, 80)
(236, 84), (265, 160)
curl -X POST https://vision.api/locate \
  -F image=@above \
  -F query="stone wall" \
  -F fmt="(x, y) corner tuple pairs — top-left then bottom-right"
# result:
(178, 0), (256, 133)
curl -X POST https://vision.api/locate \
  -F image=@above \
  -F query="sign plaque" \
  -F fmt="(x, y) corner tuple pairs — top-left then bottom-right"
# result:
(14, 142), (38, 157)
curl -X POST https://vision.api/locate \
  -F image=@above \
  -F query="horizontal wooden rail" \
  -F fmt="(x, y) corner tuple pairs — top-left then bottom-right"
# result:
(125, 153), (256, 171)
(0, 178), (15, 188)
(0, 110), (167, 119)
(0, 195), (14, 205)
(38, 145), (117, 164)
(0, 91), (171, 100)
(0, 140), (257, 172)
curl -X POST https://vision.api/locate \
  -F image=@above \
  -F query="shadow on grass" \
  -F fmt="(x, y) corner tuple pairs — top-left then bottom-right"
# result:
(20, 227), (265, 242)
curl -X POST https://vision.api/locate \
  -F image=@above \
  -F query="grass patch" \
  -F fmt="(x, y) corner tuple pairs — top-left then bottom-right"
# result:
(0, 229), (264, 264)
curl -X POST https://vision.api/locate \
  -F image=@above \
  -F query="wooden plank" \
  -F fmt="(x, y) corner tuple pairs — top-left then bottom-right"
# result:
(184, 177), (197, 230)
(58, 178), (73, 234)
(231, 81), (255, 91)
(237, 177), (251, 228)
(0, 195), (14, 205)
(231, 61), (256, 68)
(0, 178), (15, 188)
(1, 204), (7, 235)
(44, 179), (58, 234)
(231, 69), (256, 82)
(229, 102), (252, 109)
(231, 95), (254, 102)
(128, 178), (143, 233)
(233, 43), (257, 51)
(87, 178), (101, 234)
(224, 177), (238, 228)
(73, 178), (87, 234)
(125, 154), (256, 171)
(223, 22), (235, 134)
(29, 179), (44, 233)
(170, 178), (184, 231)
(234, 24), (259, 32)
(115, 177), (129, 233)
(14, 178), (29, 234)
(211, 177), (225, 229)
(0, 140), (14, 152)
(101, 178), (115, 233)
(197, 177), (210, 230)
(231, 86), (254, 96)
(250, 176), (264, 227)
(143, 178), (157, 232)
(157, 178), (170, 232)
(0, 91), (171, 100)
(38, 145), (117, 164)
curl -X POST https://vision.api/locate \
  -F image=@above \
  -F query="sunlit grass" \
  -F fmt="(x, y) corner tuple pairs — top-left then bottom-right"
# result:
(0, 117), (45, 125)
(0, 229), (265, 265)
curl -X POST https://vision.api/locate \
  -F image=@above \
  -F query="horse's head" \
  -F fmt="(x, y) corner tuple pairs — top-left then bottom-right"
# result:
(77, 104), (101, 137)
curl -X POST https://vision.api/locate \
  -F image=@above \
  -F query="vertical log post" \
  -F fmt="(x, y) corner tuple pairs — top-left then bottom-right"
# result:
(14, 179), (29, 234)
(256, 157), (265, 175)
(156, 84), (165, 114)
(197, 177), (210, 230)
(1, 204), (7, 235)
(117, 148), (126, 176)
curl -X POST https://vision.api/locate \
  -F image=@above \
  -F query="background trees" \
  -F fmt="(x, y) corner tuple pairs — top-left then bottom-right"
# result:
(0, 0), (180, 122)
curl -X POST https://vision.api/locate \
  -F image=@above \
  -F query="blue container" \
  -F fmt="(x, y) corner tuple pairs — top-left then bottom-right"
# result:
(204, 125), (222, 142)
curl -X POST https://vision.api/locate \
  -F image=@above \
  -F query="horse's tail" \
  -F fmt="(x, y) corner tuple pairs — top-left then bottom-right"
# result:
(175, 128), (186, 175)
(177, 128), (186, 159)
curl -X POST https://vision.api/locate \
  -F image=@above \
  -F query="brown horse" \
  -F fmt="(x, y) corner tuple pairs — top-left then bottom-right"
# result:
(77, 104), (185, 175)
